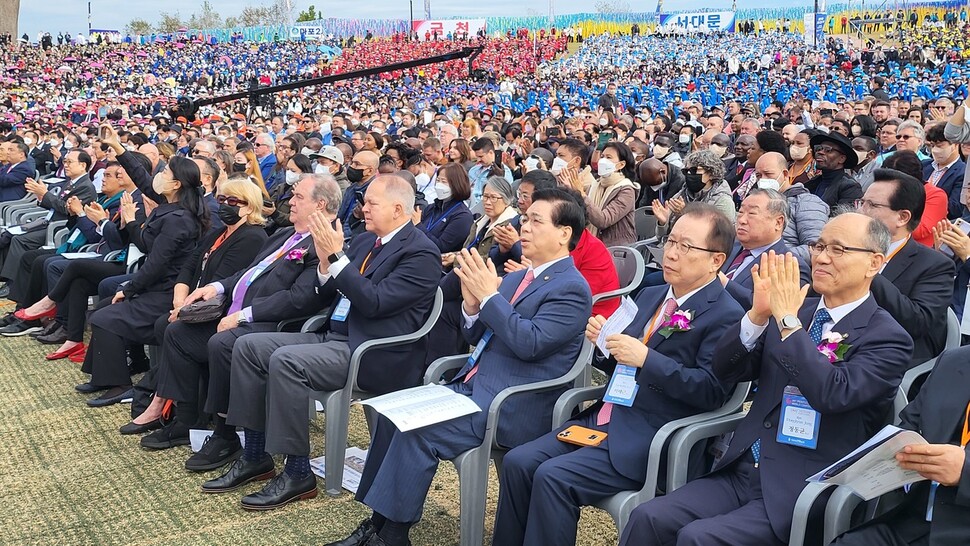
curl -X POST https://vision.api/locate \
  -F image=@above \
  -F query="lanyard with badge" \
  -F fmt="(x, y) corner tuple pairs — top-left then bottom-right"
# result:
(425, 202), (462, 232)
(603, 302), (667, 407)
(332, 245), (379, 322)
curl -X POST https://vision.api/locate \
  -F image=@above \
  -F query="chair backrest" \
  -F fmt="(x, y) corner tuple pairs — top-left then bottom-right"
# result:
(634, 207), (657, 240)
(593, 245), (645, 304)
(349, 287), (444, 393)
(945, 308), (960, 349)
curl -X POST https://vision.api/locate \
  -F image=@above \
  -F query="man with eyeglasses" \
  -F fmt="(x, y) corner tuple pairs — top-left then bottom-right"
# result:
(622, 212), (913, 546)
(877, 120), (929, 167)
(806, 132), (864, 212)
(876, 119), (899, 155)
(493, 202), (743, 546)
(857, 169), (954, 367)
(253, 134), (277, 182)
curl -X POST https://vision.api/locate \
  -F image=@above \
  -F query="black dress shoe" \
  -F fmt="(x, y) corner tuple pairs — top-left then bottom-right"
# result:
(0, 318), (42, 336)
(202, 456), (276, 493)
(119, 419), (162, 435)
(75, 382), (109, 394)
(240, 471), (317, 511)
(324, 519), (378, 546)
(86, 386), (134, 407)
(37, 325), (69, 345)
(140, 420), (190, 450)
(185, 434), (243, 472)
(30, 320), (60, 338)
(361, 534), (411, 546)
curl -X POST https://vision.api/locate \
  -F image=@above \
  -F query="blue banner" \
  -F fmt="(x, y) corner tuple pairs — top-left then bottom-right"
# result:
(659, 11), (736, 33)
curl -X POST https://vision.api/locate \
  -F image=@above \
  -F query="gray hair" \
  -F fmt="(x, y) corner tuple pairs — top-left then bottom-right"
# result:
(484, 175), (515, 205)
(896, 120), (925, 143)
(305, 172), (342, 215)
(375, 174), (416, 212)
(744, 188), (790, 230)
(685, 150), (726, 183)
(864, 215), (892, 254)
(194, 140), (217, 154)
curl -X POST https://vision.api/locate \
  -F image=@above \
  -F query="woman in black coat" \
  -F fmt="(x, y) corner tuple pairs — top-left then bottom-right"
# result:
(417, 162), (474, 253)
(79, 155), (210, 406)
(121, 178), (269, 434)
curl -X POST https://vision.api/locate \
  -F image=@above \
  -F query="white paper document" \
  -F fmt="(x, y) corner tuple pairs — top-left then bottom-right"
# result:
(807, 425), (929, 500)
(310, 447), (368, 494)
(61, 252), (101, 260)
(596, 296), (639, 356)
(361, 384), (481, 431)
(5, 226), (24, 235)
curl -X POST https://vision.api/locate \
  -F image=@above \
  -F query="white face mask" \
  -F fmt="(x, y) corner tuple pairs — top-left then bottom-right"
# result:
(148, 125), (157, 133)
(201, 128), (211, 136)
(856, 150), (869, 164)
(300, 147), (314, 157)
(50, 139), (61, 148)
(314, 163), (328, 174)
(790, 145), (809, 161)
(756, 177), (780, 191)
(152, 172), (171, 195)
(653, 145), (669, 158)
(709, 144), (726, 157)
(523, 157), (540, 171)
(550, 157), (568, 176)
(285, 171), (300, 185)
(435, 182), (452, 201)
(851, 125), (863, 137)
(415, 172), (431, 189)
(320, 122), (332, 134)
(24, 138), (33, 146)
(597, 158), (617, 178)
(63, 141), (75, 150)
(599, 118), (609, 126)
(678, 134), (691, 144)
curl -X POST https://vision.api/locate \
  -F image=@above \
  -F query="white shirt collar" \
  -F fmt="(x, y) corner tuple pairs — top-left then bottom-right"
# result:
(663, 276), (717, 308)
(747, 238), (782, 258)
(933, 156), (959, 171)
(527, 254), (571, 279)
(378, 221), (409, 246)
(815, 292), (871, 327)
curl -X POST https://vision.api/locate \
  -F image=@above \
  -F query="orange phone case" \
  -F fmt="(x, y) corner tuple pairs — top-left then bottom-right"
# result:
(556, 425), (608, 447)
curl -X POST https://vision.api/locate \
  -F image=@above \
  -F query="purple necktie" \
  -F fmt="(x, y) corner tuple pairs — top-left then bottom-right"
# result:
(227, 232), (303, 314)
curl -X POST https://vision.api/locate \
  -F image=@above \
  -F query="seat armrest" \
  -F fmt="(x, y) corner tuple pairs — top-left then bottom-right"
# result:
(552, 385), (607, 427)
(424, 354), (471, 384)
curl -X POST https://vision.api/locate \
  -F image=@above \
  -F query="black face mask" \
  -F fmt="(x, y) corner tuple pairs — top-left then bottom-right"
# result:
(685, 173), (705, 193)
(346, 166), (365, 184)
(232, 162), (247, 173)
(217, 203), (242, 225)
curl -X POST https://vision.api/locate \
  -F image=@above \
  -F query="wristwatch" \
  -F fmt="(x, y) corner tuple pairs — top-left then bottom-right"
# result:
(780, 314), (802, 330)
(328, 250), (345, 264)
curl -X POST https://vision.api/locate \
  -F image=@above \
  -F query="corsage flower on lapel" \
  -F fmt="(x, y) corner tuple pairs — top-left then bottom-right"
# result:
(285, 247), (308, 265)
(817, 331), (851, 363)
(658, 310), (693, 339)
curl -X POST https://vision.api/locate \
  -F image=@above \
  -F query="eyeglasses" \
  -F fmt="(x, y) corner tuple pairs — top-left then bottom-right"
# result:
(659, 235), (720, 255)
(481, 194), (504, 203)
(216, 195), (248, 207)
(896, 134), (917, 140)
(808, 242), (877, 258)
(813, 145), (839, 155)
(854, 199), (893, 211)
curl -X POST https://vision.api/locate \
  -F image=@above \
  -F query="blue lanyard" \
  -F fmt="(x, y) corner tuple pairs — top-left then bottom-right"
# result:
(425, 202), (462, 232)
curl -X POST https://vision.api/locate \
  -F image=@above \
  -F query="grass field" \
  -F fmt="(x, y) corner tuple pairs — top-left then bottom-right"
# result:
(0, 304), (617, 546)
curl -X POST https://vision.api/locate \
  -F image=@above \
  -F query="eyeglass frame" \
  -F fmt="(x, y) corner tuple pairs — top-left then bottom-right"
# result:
(659, 235), (721, 255)
(216, 195), (249, 207)
(853, 199), (894, 211)
(807, 241), (878, 258)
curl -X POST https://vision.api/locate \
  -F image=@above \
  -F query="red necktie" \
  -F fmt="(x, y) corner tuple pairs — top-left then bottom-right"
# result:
(726, 249), (752, 279)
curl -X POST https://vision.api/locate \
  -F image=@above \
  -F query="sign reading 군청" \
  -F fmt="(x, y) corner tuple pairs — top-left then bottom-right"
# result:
(658, 11), (737, 34)
(412, 20), (487, 41)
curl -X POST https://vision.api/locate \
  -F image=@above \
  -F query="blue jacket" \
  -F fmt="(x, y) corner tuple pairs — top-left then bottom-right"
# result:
(921, 158), (967, 220)
(418, 198), (473, 253)
(0, 159), (34, 202)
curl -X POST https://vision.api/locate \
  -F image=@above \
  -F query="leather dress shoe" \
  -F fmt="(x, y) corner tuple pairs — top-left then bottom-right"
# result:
(30, 320), (60, 338)
(86, 386), (134, 407)
(45, 342), (85, 360)
(140, 420), (190, 450)
(201, 456), (276, 493)
(361, 534), (411, 546)
(38, 326), (70, 346)
(324, 519), (378, 546)
(240, 471), (317, 511)
(119, 419), (162, 435)
(75, 382), (108, 394)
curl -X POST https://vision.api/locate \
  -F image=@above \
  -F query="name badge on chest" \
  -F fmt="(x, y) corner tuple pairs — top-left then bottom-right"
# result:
(332, 296), (351, 321)
(777, 385), (820, 449)
(467, 330), (493, 366)
(603, 364), (639, 407)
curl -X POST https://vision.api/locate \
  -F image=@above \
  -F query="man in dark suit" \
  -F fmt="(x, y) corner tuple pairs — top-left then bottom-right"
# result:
(201, 175), (442, 511)
(620, 213), (914, 545)
(832, 345), (970, 546)
(492, 203), (744, 546)
(0, 141), (33, 202)
(141, 174), (345, 464)
(860, 169), (955, 367)
(805, 132), (864, 212)
(325, 188), (591, 546)
(922, 123), (967, 220)
(0, 149), (96, 303)
(720, 188), (810, 309)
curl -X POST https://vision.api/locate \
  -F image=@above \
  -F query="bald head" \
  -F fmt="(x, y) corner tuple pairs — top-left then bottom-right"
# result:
(638, 158), (667, 187)
(363, 174), (416, 236)
(138, 143), (160, 167)
(755, 152), (790, 189)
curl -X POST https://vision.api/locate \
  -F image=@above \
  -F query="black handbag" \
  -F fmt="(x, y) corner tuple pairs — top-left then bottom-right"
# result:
(177, 295), (226, 323)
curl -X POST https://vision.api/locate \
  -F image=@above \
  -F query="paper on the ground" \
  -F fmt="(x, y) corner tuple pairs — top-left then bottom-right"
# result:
(807, 424), (929, 500)
(361, 384), (481, 431)
(190, 429), (246, 452)
(596, 296), (639, 356)
(61, 252), (101, 260)
(310, 447), (368, 494)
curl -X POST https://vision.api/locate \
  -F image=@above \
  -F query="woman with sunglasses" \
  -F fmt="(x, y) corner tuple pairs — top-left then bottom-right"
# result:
(124, 178), (268, 437)
(78, 154), (211, 407)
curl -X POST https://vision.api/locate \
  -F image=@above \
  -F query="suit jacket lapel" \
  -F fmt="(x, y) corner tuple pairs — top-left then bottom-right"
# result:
(253, 228), (309, 280)
(880, 238), (917, 283)
(647, 280), (721, 350)
(828, 296), (877, 350)
(362, 223), (412, 278)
